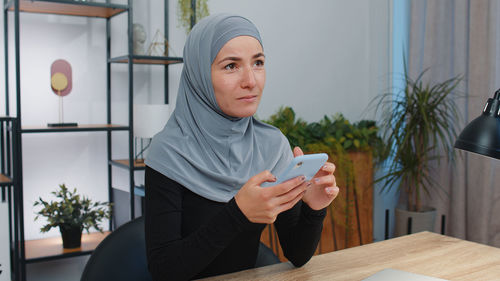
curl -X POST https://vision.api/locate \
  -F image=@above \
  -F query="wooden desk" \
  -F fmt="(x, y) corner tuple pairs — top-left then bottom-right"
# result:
(202, 232), (500, 280)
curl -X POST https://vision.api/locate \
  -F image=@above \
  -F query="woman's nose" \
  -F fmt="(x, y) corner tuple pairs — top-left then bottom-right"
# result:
(240, 67), (256, 89)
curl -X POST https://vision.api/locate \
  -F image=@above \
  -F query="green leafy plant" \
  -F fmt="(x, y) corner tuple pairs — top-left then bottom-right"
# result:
(177, 0), (209, 34)
(34, 184), (112, 233)
(265, 107), (386, 162)
(265, 107), (386, 238)
(373, 70), (462, 212)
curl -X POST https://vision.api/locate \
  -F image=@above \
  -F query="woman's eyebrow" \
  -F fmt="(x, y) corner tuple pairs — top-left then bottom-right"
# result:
(218, 56), (241, 64)
(217, 53), (265, 65)
(253, 52), (265, 59)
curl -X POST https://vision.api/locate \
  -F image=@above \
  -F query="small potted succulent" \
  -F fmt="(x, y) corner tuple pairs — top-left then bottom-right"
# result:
(34, 184), (112, 249)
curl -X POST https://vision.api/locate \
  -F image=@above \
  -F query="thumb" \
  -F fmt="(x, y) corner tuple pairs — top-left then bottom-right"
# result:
(293, 146), (304, 157)
(249, 170), (277, 186)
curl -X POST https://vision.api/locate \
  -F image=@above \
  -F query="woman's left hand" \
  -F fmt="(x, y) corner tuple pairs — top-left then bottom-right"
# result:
(294, 147), (339, 210)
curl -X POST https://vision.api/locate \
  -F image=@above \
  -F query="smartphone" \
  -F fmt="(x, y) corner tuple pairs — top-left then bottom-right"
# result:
(262, 153), (329, 187)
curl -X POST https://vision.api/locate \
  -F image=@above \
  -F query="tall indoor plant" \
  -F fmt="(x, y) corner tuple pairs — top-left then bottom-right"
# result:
(34, 184), (112, 248)
(374, 70), (462, 234)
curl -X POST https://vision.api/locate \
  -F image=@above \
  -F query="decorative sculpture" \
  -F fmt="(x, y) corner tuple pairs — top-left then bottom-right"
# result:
(147, 29), (171, 56)
(48, 59), (77, 127)
(133, 23), (147, 55)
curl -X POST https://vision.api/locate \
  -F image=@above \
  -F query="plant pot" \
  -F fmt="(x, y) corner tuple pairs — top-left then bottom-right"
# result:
(60, 225), (83, 249)
(395, 207), (436, 237)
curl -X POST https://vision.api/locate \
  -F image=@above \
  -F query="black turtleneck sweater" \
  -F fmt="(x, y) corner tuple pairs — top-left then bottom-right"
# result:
(144, 166), (326, 280)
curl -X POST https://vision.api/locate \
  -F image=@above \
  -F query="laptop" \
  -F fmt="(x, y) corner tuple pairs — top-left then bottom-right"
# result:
(362, 269), (448, 281)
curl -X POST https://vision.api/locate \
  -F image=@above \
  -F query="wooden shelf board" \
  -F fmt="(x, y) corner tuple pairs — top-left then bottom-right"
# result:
(22, 124), (128, 133)
(25, 231), (110, 262)
(8, 0), (127, 18)
(0, 173), (12, 185)
(110, 55), (183, 65)
(112, 159), (146, 169)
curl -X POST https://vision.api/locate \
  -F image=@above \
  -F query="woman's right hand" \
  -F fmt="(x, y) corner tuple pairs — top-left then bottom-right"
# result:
(234, 170), (309, 224)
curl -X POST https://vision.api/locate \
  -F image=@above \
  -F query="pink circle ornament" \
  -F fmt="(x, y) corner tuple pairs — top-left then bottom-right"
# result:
(50, 59), (72, 97)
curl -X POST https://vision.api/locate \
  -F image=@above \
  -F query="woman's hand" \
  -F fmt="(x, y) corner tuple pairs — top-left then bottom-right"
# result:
(294, 147), (339, 210)
(235, 170), (309, 224)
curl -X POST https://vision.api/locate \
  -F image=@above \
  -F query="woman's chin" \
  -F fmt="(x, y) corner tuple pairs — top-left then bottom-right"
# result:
(227, 106), (259, 118)
(232, 111), (256, 118)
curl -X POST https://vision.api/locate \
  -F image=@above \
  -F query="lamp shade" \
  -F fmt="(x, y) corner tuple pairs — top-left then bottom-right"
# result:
(454, 89), (500, 159)
(133, 104), (170, 138)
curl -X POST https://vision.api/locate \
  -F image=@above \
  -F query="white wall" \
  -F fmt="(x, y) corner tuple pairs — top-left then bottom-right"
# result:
(0, 1), (391, 280)
(168, 0), (392, 123)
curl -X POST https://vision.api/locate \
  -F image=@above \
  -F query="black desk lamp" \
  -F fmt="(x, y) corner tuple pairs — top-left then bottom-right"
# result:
(455, 89), (500, 158)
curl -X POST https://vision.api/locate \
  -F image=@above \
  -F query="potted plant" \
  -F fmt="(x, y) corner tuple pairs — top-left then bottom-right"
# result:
(374, 70), (462, 235)
(34, 184), (112, 249)
(177, 0), (209, 34)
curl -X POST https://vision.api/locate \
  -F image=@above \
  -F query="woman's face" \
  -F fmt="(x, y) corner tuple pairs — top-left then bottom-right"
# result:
(211, 36), (266, 118)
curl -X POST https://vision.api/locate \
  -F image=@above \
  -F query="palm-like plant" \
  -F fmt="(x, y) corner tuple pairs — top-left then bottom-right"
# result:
(375, 71), (462, 212)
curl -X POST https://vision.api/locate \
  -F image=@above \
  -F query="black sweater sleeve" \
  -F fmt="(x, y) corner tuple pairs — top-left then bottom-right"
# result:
(145, 166), (327, 280)
(274, 200), (327, 267)
(144, 167), (257, 281)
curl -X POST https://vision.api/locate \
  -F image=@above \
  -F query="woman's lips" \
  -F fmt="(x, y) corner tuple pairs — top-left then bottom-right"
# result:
(238, 95), (258, 102)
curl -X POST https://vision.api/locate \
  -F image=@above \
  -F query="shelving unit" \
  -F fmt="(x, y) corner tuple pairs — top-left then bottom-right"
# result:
(108, 0), (183, 226)
(24, 231), (110, 263)
(4, 1), (183, 280)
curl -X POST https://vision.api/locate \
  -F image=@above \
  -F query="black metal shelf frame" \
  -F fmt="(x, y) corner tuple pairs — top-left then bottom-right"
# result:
(0, 0), (181, 280)
(108, 0), (178, 228)
(4, 0), (183, 279)
(4, 0), (182, 279)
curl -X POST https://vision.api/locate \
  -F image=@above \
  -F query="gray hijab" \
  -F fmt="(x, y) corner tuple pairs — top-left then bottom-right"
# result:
(145, 14), (293, 202)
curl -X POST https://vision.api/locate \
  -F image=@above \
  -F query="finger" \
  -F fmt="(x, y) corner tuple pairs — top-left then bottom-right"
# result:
(267, 175), (306, 197)
(314, 162), (335, 178)
(250, 170), (277, 186)
(320, 162), (336, 174)
(276, 190), (305, 214)
(325, 186), (340, 197)
(313, 175), (336, 187)
(274, 181), (309, 205)
(293, 146), (304, 157)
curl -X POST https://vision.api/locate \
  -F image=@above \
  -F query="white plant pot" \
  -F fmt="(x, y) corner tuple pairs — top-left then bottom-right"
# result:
(395, 206), (436, 237)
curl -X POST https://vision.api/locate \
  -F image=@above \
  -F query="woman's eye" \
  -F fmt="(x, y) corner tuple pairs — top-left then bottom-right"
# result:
(224, 63), (236, 70)
(254, 60), (265, 67)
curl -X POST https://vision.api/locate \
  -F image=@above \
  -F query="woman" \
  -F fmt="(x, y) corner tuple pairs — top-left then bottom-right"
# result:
(145, 14), (339, 280)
